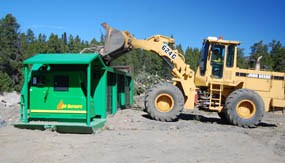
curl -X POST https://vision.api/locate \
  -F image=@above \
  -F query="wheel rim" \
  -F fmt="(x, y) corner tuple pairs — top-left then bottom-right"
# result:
(236, 100), (256, 119)
(155, 93), (174, 112)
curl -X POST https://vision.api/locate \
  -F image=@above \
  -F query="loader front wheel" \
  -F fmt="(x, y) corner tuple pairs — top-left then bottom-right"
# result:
(225, 89), (264, 127)
(145, 82), (184, 122)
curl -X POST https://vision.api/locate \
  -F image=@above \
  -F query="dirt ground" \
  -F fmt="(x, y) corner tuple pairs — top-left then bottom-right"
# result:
(0, 98), (285, 163)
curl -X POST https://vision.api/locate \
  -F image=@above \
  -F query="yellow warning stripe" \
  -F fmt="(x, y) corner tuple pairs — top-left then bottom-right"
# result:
(31, 110), (87, 114)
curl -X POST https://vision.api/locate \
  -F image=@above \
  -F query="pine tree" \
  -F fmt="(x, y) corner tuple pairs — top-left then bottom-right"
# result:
(250, 41), (273, 70)
(185, 47), (200, 71)
(61, 32), (68, 52)
(73, 35), (82, 52)
(36, 34), (48, 53)
(0, 14), (22, 91)
(237, 48), (248, 69)
(270, 40), (285, 72)
(0, 71), (13, 91)
(47, 33), (61, 53)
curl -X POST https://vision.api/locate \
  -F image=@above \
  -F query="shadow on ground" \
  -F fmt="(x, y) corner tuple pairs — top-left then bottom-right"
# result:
(179, 113), (228, 125)
(142, 112), (277, 128)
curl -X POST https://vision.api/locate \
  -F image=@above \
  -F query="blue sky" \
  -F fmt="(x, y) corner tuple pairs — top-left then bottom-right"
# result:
(1, 0), (285, 55)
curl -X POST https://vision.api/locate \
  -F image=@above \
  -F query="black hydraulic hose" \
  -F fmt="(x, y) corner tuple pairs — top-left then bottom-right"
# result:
(162, 57), (174, 69)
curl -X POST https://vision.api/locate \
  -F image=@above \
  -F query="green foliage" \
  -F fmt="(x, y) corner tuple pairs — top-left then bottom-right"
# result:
(0, 71), (13, 91)
(247, 40), (285, 72)
(185, 47), (200, 71)
(46, 33), (61, 53)
(0, 14), (22, 92)
(250, 41), (273, 70)
(272, 48), (285, 72)
(237, 48), (248, 69)
(1, 13), (285, 93)
(270, 40), (285, 72)
(0, 14), (93, 92)
(110, 49), (172, 79)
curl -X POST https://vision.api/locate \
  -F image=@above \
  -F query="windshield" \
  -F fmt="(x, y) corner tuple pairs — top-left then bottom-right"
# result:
(199, 41), (209, 76)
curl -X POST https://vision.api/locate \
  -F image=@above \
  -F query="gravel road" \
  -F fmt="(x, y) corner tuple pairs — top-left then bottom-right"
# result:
(0, 102), (285, 163)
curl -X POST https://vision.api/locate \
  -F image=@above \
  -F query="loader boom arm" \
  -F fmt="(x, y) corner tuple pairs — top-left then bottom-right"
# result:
(127, 32), (194, 79)
(102, 23), (196, 109)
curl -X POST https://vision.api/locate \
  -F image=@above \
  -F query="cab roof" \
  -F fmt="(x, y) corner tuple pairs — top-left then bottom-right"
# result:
(204, 37), (240, 45)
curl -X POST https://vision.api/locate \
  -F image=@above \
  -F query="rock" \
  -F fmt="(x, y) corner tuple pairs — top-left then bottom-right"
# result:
(0, 115), (6, 127)
(0, 91), (20, 107)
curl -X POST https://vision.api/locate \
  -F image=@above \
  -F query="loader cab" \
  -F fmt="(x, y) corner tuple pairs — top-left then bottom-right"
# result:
(195, 37), (240, 86)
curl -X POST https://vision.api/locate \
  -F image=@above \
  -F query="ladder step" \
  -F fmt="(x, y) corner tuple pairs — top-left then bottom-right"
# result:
(211, 89), (222, 91)
(210, 83), (223, 108)
(211, 99), (221, 101)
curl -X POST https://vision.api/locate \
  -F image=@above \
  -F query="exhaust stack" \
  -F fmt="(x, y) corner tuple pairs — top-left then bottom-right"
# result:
(256, 56), (263, 71)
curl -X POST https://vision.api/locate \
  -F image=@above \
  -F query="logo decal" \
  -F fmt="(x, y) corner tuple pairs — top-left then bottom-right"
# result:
(57, 100), (65, 109)
(57, 100), (83, 110)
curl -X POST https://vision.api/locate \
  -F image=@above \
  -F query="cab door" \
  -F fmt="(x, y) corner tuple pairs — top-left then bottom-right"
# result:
(222, 44), (236, 82)
(210, 44), (225, 79)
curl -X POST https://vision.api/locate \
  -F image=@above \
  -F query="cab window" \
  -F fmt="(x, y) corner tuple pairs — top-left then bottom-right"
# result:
(199, 41), (209, 76)
(211, 45), (225, 64)
(226, 45), (235, 67)
(211, 44), (225, 78)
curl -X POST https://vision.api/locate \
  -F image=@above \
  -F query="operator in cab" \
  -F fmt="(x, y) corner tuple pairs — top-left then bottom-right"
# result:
(211, 48), (223, 78)
(212, 49), (222, 63)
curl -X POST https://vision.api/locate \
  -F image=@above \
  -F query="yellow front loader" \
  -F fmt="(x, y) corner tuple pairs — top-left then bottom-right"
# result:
(101, 23), (285, 127)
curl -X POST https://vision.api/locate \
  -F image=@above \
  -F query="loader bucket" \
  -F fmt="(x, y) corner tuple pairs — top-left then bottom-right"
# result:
(101, 23), (130, 64)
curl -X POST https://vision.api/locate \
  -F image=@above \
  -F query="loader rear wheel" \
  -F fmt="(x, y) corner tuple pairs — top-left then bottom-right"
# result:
(225, 89), (264, 127)
(145, 82), (184, 122)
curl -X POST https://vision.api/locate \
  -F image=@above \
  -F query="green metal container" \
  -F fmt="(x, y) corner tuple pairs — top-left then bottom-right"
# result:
(15, 53), (133, 133)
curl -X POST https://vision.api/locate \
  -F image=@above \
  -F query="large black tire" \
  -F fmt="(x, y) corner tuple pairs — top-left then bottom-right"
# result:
(145, 82), (184, 122)
(224, 89), (265, 127)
